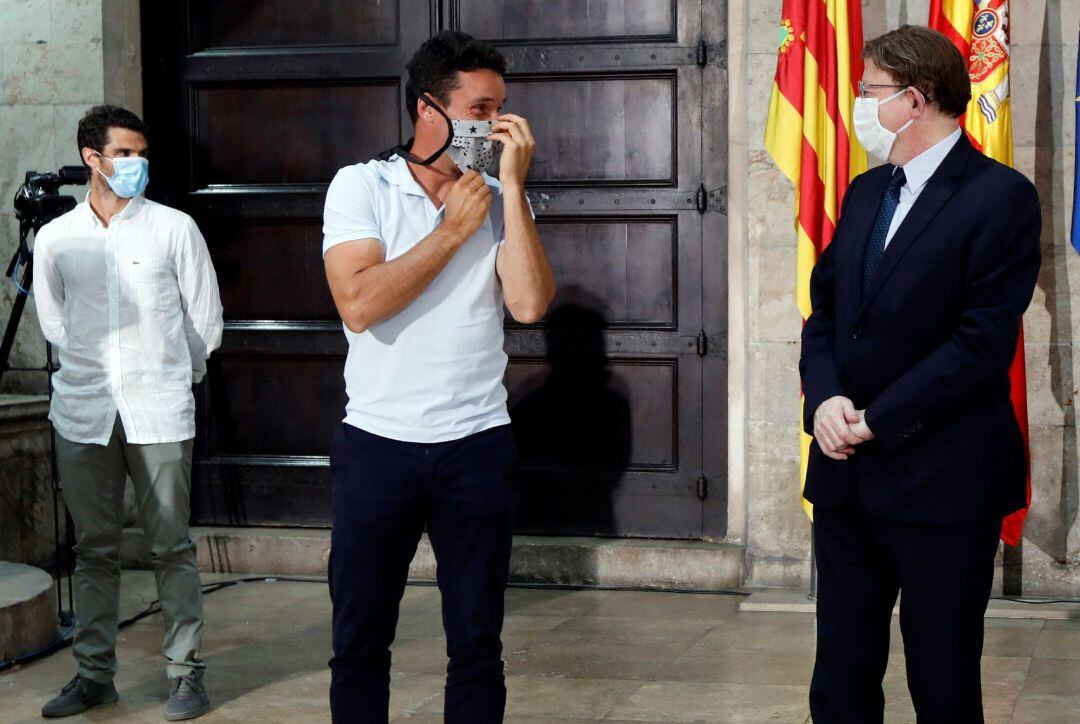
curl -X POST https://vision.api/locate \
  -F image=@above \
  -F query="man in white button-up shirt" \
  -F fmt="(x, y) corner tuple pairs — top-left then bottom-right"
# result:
(34, 105), (222, 721)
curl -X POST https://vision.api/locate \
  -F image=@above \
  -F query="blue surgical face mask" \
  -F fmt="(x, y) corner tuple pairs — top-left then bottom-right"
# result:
(95, 153), (149, 198)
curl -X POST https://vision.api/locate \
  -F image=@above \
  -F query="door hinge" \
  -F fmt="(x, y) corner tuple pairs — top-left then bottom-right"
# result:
(708, 185), (728, 215)
(696, 185), (727, 215)
(696, 330), (708, 356)
(696, 474), (709, 500)
(696, 39), (708, 67)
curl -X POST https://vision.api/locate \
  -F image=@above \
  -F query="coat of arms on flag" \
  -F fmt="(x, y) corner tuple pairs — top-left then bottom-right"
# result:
(968, 1), (1010, 124)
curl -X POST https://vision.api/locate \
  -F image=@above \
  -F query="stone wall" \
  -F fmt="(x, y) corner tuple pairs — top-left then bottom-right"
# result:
(735, 0), (1080, 596)
(0, 0), (140, 395)
(0, 396), (55, 568)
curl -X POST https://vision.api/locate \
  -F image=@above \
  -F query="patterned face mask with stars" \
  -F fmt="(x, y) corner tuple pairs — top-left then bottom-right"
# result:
(377, 89), (502, 175)
(445, 119), (501, 174)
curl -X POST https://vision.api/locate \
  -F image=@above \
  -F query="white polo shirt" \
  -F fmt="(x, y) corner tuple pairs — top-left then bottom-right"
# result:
(322, 155), (513, 443)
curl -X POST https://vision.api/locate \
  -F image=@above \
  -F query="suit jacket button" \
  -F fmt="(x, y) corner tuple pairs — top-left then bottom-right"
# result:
(852, 329), (863, 340)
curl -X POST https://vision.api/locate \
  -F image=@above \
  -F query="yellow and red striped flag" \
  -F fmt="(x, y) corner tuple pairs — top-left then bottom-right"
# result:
(765, 0), (867, 518)
(930, 0), (1029, 546)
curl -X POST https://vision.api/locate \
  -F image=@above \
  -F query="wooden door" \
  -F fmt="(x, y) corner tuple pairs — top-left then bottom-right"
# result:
(140, 0), (727, 538)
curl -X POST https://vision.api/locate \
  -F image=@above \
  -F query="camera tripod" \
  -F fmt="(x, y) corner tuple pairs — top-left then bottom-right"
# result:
(2, 166), (89, 635)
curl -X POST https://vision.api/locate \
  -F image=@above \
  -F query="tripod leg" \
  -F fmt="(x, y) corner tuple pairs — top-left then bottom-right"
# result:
(0, 249), (33, 386)
(44, 341), (75, 625)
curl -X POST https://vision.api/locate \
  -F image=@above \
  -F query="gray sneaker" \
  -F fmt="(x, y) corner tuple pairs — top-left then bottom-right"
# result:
(164, 671), (211, 721)
(41, 674), (119, 718)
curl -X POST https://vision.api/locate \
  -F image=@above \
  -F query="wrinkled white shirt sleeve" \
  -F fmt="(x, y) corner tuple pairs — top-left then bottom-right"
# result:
(177, 216), (223, 383)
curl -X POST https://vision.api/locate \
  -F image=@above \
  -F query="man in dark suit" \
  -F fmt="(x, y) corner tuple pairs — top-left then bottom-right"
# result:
(800, 25), (1041, 723)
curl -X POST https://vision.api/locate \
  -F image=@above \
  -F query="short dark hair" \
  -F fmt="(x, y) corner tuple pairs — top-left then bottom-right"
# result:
(862, 25), (971, 118)
(405, 31), (507, 123)
(76, 105), (150, 167)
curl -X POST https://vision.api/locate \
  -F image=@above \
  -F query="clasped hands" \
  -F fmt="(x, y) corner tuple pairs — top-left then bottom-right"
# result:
(813, 396), (875, 460)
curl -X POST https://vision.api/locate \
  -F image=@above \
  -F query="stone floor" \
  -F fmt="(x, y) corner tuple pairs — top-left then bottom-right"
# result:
(1, 571), (1078, 723)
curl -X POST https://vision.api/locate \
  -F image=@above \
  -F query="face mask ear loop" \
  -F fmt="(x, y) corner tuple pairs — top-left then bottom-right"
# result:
(894, 87), (921, 135)
(92, 152), (110, 181)
(398, 92), (454, 166)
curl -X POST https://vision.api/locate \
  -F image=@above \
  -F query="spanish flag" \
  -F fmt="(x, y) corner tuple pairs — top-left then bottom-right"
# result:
(765, 0), (866, 518)
(930, 0), (1029, 546)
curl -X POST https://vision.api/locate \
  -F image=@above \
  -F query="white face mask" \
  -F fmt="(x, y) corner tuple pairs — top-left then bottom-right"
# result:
(853, 87), (915, 161)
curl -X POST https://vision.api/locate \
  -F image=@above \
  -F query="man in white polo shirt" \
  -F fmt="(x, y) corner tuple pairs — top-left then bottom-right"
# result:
(321, 31), (555, 723)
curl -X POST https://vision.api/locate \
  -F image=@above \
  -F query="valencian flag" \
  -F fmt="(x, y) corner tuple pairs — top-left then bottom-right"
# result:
(930, 0), (1029, 545)
(765, 0), (867, 518)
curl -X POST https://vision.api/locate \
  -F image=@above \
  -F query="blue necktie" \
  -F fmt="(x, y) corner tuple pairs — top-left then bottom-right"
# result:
(862, 168), (907, 295)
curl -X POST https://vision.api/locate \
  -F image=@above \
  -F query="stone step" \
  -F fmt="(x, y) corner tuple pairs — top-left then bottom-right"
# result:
(121, 527), (745, 592)
(0, 561), (56, 662)
(739, 588), (1080, 620)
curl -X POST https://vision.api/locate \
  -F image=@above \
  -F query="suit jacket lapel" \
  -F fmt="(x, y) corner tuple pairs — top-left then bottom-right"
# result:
(856, 134), (972, 318)
(842, 168), (892, 310)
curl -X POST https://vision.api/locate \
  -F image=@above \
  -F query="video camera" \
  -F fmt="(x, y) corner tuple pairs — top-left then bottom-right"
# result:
(13, 166), (90, 231)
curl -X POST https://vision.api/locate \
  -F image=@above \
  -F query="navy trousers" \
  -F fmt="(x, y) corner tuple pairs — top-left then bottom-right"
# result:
(810, 499), (1001, 724)
(328, 423), (518, 724)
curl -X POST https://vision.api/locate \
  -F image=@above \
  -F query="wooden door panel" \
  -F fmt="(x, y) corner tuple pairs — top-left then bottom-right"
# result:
(203, 354), (345, 458)
(193, 463), (331, 528)
(197, 217), (336, 321)
(506, 358), (677, 470)
(536, 217), (676, 328)
(190, 0), (400, 50)
(506, 75), (674, 185)
(516, 476), (703, 537)
(194, 83), (400, 187)
(456, 0), (675, 41)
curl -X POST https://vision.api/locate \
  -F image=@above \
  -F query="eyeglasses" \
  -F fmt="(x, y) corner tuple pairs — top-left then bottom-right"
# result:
(858, 81), (906, 99)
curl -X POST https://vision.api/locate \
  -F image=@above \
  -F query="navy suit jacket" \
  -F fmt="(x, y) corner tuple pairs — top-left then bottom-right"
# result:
(800, 134), (1041, 525)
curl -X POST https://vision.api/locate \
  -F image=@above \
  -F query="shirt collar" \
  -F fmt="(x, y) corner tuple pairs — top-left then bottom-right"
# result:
(899, 126), (963, 194)
(82, 191), (145, 228)
(378, 155), (503, 199)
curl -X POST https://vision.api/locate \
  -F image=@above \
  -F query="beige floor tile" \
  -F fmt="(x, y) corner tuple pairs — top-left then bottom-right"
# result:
(666, 646), (814, 685)
(568, 590), (744, 621)
(504, 639), (694, 681)
(605, 680), (810, 723)
(691, 612), (816, 653)
(1034, 622), (1080, 659)
(539, 614), (717, 648)
(416, 676), (647, 719)
(1011, 693), (1080, 724)
(504, 588), (622, 618)
(1021, 658), (1080, 696)
(982, 619), (1046, 658)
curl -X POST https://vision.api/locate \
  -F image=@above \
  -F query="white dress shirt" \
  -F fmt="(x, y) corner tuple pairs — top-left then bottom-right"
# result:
(33, 194), (223, 445)
(885, 126), (963, 248)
